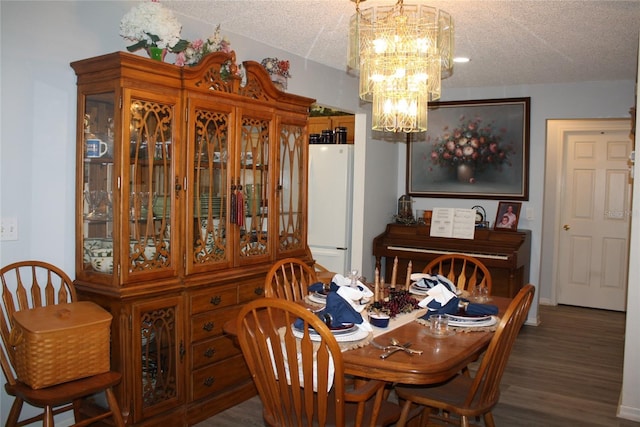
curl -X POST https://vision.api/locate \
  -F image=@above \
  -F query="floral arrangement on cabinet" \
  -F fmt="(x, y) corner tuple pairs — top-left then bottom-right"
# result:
(174, 25), (232, 67)
(119, 1), (189, 58)
(261, 57), (291, 90)
(429, 115), (514, 182)
(119, 0), (237, 75)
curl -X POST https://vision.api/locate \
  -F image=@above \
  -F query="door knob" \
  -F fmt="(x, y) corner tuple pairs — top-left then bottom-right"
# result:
(563, 224), (570, 231)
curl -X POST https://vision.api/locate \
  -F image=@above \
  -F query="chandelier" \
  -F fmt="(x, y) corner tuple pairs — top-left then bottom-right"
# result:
(348, 0), (454, 133)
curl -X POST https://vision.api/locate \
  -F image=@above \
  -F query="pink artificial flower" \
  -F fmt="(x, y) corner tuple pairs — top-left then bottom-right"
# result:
(445, 140), (456, 151)
(191, 39), (204, 50)
(175, 52), (186, 67)
(431, 152), (439, 161)
(489, 143), (498, 153)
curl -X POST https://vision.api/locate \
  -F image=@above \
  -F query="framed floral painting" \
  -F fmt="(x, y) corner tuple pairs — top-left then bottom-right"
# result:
(407, 97), (530, 200)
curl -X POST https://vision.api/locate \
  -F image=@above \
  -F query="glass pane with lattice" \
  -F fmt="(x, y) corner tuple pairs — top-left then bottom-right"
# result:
(238, 117), (270, 258)
(193, 108), (229, 264)
(278, 124), (305, 252)
(128, 98), (173, 272)
(141, 306), (178, 408)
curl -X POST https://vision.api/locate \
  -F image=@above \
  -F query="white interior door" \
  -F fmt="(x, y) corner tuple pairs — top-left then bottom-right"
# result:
(557, 125), (631, 311)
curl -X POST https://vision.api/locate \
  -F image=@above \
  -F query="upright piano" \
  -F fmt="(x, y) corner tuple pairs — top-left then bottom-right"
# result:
(373, 223), (531, 298)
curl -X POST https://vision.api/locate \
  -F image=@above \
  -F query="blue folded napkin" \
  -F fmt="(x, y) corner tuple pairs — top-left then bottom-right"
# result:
(295, 292), (363, 330)
(464, 302), (498, 316)
(420, 296), (461, 319)
(307, 281), (339, 293)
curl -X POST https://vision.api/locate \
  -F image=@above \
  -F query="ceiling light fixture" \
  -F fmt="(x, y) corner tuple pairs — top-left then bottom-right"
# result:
(348, 0), (454, 133)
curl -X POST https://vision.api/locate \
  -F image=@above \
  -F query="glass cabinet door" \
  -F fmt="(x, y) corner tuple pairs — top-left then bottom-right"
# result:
(82, 92), (116, 276)
(126, 93), (176, 278)
(188, 102), (232, 272)
(237, 115), (270, 262)
(277, 123), (307, 254)
(134, 296), (184, 421)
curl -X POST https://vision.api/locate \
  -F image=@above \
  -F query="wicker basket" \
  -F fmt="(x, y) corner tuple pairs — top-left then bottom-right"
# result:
(10, 301), (112, 389)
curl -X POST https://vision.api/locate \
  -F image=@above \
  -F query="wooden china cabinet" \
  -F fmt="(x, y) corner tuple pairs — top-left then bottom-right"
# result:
(71, 51), (315, 426)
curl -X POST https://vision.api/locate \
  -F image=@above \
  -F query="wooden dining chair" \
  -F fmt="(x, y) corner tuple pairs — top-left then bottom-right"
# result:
(236, 297), (400, 427)
(423, 254), (493, 295)
(394, 284), (535, 427)
(313, 262), (336, 285)
(0, 260), (125, 427)
(264, 257), (318, 301)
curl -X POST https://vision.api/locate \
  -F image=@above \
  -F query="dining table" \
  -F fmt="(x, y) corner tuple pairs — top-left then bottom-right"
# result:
(223, 295), (512, 386)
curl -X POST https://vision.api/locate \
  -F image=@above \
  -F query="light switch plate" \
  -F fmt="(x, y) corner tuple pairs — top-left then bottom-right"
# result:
(0, 217), (18, 241)
(525, 208), (534, 221)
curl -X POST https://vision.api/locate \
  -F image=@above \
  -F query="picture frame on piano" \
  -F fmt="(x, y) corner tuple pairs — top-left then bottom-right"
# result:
(406, 97), (530, 200)
(494, 201), (522, 231)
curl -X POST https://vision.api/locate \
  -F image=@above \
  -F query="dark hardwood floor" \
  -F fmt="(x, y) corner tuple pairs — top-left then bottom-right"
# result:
(197, 304), (640, 426)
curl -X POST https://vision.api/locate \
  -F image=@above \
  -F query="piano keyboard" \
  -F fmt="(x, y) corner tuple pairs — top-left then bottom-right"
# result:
(386, 245), (509, 261)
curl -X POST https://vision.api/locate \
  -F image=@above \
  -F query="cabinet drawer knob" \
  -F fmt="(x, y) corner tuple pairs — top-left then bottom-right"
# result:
(204, 377), (215, 387)
(254, 287), (264, 296)
(202, 321), (214, 332)
(210, 296), (222, 305)
(204, 348), (216, 358)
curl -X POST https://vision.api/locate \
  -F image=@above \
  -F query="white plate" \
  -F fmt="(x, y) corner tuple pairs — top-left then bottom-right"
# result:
(308, 293), (327, 305)
(294, 323), (358, 336)
(446, 313), (493, 322)
(291, 324), (369, 342)
(448, 316), (498, 328)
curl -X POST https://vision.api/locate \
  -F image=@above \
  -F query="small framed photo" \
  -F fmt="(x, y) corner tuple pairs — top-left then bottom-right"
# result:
(494, 201), (522, 231)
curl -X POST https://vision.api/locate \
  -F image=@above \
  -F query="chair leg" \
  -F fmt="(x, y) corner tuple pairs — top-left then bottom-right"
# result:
(419, 408), (431, 427)
(105, 388), (125, 427)
(73, 397), (83, 422)
(396, 400), (411, 427)
(6, 397), (24, 427)
(484, 411), (496, 427)
(43, 405), (54, 427)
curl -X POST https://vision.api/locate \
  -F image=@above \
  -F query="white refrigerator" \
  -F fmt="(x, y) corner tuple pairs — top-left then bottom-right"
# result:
(307, 144), (354, 275)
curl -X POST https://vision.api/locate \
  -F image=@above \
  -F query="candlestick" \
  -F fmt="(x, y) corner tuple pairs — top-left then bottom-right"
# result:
(374, 267), (380, 302)
(390, 256), (398, 289)
(405, 261), (412, 291)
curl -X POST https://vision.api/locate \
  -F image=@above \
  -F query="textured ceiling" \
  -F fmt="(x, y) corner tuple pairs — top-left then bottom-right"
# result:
(165, 0), (640, 89)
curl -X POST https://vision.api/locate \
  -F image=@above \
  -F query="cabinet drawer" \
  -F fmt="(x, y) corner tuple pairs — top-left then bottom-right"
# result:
(238, 280), (265, 303)
(191, 354), (251, 401)
(191, 305), (241, 342)
(191, 335), (240, 370)
(190, 285), (238, 315)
